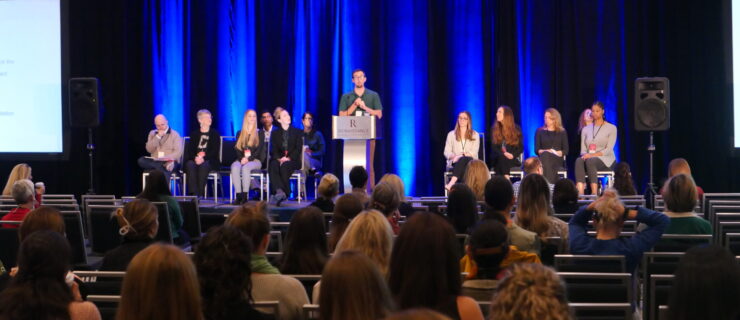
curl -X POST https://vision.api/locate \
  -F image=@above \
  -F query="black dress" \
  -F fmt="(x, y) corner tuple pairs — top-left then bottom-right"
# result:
(491, 135), (522, 176)
(534, 128), (569, 183)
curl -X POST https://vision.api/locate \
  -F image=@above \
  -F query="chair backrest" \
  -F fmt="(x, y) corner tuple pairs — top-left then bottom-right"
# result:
(0, 227), (20, 268)
(478, 132), (486, 164)
(703, 193), (740, 217)
(570, 303), (632, 320)
(554, 254), (626, 273)
(718, 222), (740, 246)
(61, 211), (88, 267)
(641, 252), (683, 319)
(220, 136), (237, 168)
(712, 211), (740, 243)
(254, 300), (280, 319)
(649, 274), (674, 320)
(653, 234), (711, 252)
(173, 196), (201, 241)
(558, 272), (633, 304)
(87, 205), (124, 254)
(303, 304), (319, 320)
(151, 202), (173, 244)
(725, 233), (740, 255)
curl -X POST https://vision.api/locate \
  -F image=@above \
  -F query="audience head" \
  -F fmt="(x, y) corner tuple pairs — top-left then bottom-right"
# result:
(138, 170), (172, 200)
(280, 206), (328, 274)
(667, 245), (740, 320)
(260, 109), (274, 128)
(317, 173), (340, 201)
(485, 176), (515, 212)
(383, 309), (453, 320)
(0, 231), (73, 319)
(668, 157), (693, 177)
(613, 162), (637, 196)
(662, 174), (698, 213)
(319, 250), (394, 320)
(464, 159), (490, 201)
(115, 199), (158, 241)
(11, 179), (35, 206)
(335, 209), (394, 275)
(226, 202), (271, 254)
(468, 220), (510, 278)
(389, 212), (461, 312)
(489, 263), (572, 320)
(370, 182), (400, 218)
(117, 244), (202, 320)
(329, 193), (364, 251)
(515, 174), (553, 236)
(194, 225), (255, 318)
(446, 183), (479, 234)
(590, 189), (627, 231)
(3, 163), (32, 196)
(543, 108), (565, 131)
(18, 206), (65, 241)
(523, 157), (543, 175)
(552, 178), (579, 209)
(455, 111), (474, 141)
(349, 166), (369, 190)
(379, 173), (406, 201)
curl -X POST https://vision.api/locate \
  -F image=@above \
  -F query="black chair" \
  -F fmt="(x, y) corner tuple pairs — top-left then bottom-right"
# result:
(569, 303), (633, 320)
(76, 271), (126, 320)
(87, 205), (123, 255)
(151, 202), (173, 244)
(0, 225), (20, 268)
(559, 272), (633, 319)
(652, 234), (711, 252)
(174, 196), (201, 244)
(554, 254), (626, 273)
(649, 274), (674, 320)
(641, 252), (683, 320)
(61, 211), (89, 267)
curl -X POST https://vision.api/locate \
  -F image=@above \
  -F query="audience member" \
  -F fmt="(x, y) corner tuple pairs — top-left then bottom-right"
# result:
(194, 225), (265, 320)
(349, 165), (370, 206)
(310, 173), (339, 212)
(665, 157), (704, 200)
(301, 111), (326, 173)
(489, 263), (572, 320)
(319, 250), (394, 320)
(1, 179), (35, 228)
(515, 174), (568, 252)
(226, 202), (309, 320)
(569, 189), (669, 272)
(18, 206), (65, 241)
(100, 199), (158, 271)
(512, 157), (553, 197)
(2, 163), (32, 196)
(0, 231), (101, 320)
(461, 220), (509, 301)
(446, 183), (479, 234)
(137, 114), (183, 176)
(328, 193), (364, 252)
(369, 182), (402, 234)
(137, 170), (186, 245)
(463, 159), (490, 201)
(661, 174), (712, 234)
(482, 176), (540, 254)
(388, 213), (484, 320)
(552, 178), (580, 214)
(231, 109), (266, 204)
(184, 109), (221, 197)
(666, 245), (740, 320)
(116, 244), (201, 320)
(280, 206), (328, 275)
(612, 162), (637, 196)
(379, 173), (414, 216)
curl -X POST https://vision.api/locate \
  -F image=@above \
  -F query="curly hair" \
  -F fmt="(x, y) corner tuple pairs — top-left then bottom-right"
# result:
(194, 225), (255, 320)
(463, 159), (490, 201)
(490, 263), (572, 320)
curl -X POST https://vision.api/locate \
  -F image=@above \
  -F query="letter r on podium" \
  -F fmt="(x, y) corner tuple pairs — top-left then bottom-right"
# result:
(350, 119), (357, 128)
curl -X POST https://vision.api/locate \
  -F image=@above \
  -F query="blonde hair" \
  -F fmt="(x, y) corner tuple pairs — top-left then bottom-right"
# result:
(3, 163), (32, 196)
(490, 263), (572, 320)
(273, 106), (285, 121)
(668, 158), (692, 178)
(592, 189), (625, 225)
(115, 199), (158, 240)
(543, 108), (565, 132)
(236, 109), (259, 149)
(379, 173), (406, 201)
(454, 111), (474, 141)
(463, 160), (490, 201)
(335, 210), (394, 275)
(318, 173), (340, 200)
(117, 244), (202, 320)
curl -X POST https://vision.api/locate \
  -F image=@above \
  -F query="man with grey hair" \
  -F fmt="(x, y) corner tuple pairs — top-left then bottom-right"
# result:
(1, 179), (35, 228)
(184, 109), (221, 197)
(137, 114), (184, 176)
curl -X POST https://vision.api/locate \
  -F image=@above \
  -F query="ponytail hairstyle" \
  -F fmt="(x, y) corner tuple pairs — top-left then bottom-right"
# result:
(369, 182), (400, 218)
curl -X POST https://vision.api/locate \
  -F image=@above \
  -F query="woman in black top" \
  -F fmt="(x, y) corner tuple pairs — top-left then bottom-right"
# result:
(100, 199), (158, 271)
(185, 109), (221, 197)
(491, 106), (522, 179)
(269, 109), (303, 206)
(535, 108), (569, 183)
(301, 111), (325, 173)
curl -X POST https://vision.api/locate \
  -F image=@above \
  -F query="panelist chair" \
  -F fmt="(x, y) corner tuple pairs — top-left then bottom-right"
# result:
(289, 137), (308, 203)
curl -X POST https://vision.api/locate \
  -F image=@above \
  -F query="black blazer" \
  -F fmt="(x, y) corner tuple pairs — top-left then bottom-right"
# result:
(270, 126), (303, 163)
(234, 130), (266, 164)
(186, 128), (222, 168)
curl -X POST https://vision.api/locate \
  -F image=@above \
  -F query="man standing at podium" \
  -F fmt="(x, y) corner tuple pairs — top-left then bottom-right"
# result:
(338, 69), (383, 191)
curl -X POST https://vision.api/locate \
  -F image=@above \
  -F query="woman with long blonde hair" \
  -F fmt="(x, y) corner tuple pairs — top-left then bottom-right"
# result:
(116, 243), (202, 320)
(231, 109), (266, 204)
(535, 108), (568, 183)
(463, 159), (490, 201)
(3, 163), (32, 196)
(443, 111), (480, 191)
(491, 106), (522, 179)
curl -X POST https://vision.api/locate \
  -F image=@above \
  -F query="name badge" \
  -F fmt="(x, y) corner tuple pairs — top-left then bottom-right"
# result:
(157, 151), (165, 158)
(355, 110), (363, 116)
(588, 144), (597, 154)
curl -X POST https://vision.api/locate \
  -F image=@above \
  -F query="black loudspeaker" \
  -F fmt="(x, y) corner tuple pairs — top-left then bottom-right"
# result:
(69, 78), (100, 127)
(634, 77), (670, 131)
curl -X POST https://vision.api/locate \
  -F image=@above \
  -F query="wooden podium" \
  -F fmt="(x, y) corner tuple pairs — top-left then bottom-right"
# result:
(332, 115), (377, 193)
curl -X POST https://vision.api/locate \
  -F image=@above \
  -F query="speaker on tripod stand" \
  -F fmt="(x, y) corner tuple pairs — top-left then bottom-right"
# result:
(69, 78), (101, 194)
(635, 77), (669, 208)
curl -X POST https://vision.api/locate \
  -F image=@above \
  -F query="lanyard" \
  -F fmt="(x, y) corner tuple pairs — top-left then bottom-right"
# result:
(592, 124), (604, 141)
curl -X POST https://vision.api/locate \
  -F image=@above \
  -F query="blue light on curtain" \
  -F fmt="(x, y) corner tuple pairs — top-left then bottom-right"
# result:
(592, 0), (623, 162)
(149, 0), (187, 134)
(448, 0), (485, 134)
(217, 0), (256, 136)
(292, 0), (308, 127)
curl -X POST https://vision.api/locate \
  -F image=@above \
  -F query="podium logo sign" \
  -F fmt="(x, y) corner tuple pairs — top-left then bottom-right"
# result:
(350, 119), (357, 128)
(332, 116), (376, 140)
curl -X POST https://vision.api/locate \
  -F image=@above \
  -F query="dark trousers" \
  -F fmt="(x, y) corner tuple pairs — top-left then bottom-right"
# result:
(185, 160), (213, 196)
(492, 154), (520, 176)
(574, 157), (611, 184)
(539, 152), (565, 183)
(269, 159), (299, 195)
(138, 156), (177, 177)
(451, 156), (473, 180)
